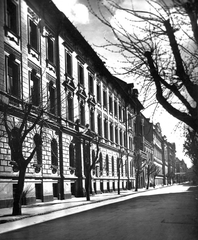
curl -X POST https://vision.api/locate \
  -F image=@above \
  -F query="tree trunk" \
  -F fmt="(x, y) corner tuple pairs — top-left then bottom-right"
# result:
(135, 171), (139, 191)
(85, 172), (90, 201)
(118, 172), (120, 195)
(12, 165), (26, 216)
(147, 167), (150, 190)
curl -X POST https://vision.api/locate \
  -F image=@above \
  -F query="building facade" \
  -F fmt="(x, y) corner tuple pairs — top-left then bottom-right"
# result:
(153, 123), (164, 185)
(0, 0), (144, 208)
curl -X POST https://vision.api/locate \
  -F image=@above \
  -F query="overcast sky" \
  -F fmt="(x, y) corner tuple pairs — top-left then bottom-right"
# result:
(52, 0), (192, 167)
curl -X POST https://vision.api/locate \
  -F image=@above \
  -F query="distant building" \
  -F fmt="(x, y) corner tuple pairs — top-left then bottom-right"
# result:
(153, 123), (164, 185)
(175, 158), (187, 183)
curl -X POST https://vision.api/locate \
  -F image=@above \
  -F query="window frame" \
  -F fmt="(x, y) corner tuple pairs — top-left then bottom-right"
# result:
(65, 51), (73, 77)
(51, 138), (58, 166)
(5, 54), (21, 99)
(78, 62), (84, 86)
(29, 69), (40, 106)
(48, 81), (57, 115)
(88, 73), (94, 95)
(47, 36), (55, 65)
(97, 82), (101, 103)
(79, 100), (85, 126)
(90, 108), (95, 131)
(67, 93), (74, 122)
(5, 0), (19, 36)
(28, 18), (40, 53)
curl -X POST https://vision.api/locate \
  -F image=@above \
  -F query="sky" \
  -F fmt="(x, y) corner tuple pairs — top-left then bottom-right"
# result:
(52, 0), (192, 168)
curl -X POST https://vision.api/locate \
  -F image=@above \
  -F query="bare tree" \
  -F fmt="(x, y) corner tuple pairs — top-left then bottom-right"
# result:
(83, 132), (101, 201)
(87, 0), (198, 132)
(134, 150), (146, 191)
(150, 164), (161, 188)
(1, 102), (44, 216)
(183, 129), (198, 177)
(146, 162), (160, 189)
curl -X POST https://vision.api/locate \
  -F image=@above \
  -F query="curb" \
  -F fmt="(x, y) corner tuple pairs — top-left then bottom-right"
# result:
(0, 185), (169, 224)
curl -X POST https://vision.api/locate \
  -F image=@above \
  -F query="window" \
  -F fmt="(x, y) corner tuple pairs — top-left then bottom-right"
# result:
(79, 101), (85, 125)
(119, 105), (122, 121)
(130, 160), (133, 177)
(125, 160), (128, 177)
(67, 93), (74, 122)
(114, 100), (117, 116)
(128, 113), (132, 129)
(124, 131), (127, 147)
(99, 153), (103, 175)
(29, 19), (39, 52)
(103, 89), (107, 108)
(117, 157), (120, 176)
(97, 114), (102, 136)
(69, 143), (76, 168)
(5, 54), (20, 98)
(120, 129), (123, 146)
(110, 123), (113, 142)
(6, 0), (18, 35)
(111, 156), (114, 176)
(90, 108), (95, 131)
(88, 73), (94, 95)
(104, 118), (108, 140)
(129, 136), (133, 150)
(78, 63), (84, 85)
(106, 155), (109, 176)
(51, 139), (58, 166)
(29, 69), (40, 106)
(33, 134), (42, 165)
(97, 83), (101, 103)
(123, 108), (126, 122)
(109, 95), (113, 113)
(47, 37), (55, 64)
(115, 127), (118, 144)
(48, 81), (56, 115)
(65, 51), (72, 77)
(121, 159), (124, 176)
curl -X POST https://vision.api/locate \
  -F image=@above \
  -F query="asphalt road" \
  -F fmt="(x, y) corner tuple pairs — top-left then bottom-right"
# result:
(1, 184), (198, 240)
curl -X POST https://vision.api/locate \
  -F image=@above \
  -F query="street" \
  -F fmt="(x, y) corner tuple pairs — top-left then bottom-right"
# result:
(0, 184), (198, 240)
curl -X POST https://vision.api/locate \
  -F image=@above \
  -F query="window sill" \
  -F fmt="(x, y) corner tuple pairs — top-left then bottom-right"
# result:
(4, 25), (20, 45)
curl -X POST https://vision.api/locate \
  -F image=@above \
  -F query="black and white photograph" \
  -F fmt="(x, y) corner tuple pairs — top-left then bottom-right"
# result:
(0, 0), (198, 239)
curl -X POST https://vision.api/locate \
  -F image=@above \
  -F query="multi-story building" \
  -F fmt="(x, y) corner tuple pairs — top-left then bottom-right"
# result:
(162, 137), (169, 185)
(167, 142), (176, 184)
(0, 0), (143, 208)
(175, 158), (187, 183)
(153, 123), (164, 185)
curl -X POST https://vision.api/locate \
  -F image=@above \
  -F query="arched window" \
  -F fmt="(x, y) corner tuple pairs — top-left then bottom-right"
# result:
(51, 139), (58, 166)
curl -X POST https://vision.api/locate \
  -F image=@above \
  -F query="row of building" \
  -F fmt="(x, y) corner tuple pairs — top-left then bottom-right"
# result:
(0, 0), (187, 208)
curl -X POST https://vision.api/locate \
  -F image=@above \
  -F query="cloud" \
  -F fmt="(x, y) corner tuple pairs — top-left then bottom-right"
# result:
(53, 0), (90, 24)
(71, 3), (90, 24)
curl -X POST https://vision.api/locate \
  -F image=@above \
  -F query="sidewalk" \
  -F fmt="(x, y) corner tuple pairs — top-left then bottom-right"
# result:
(0, 186), (167, 234)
